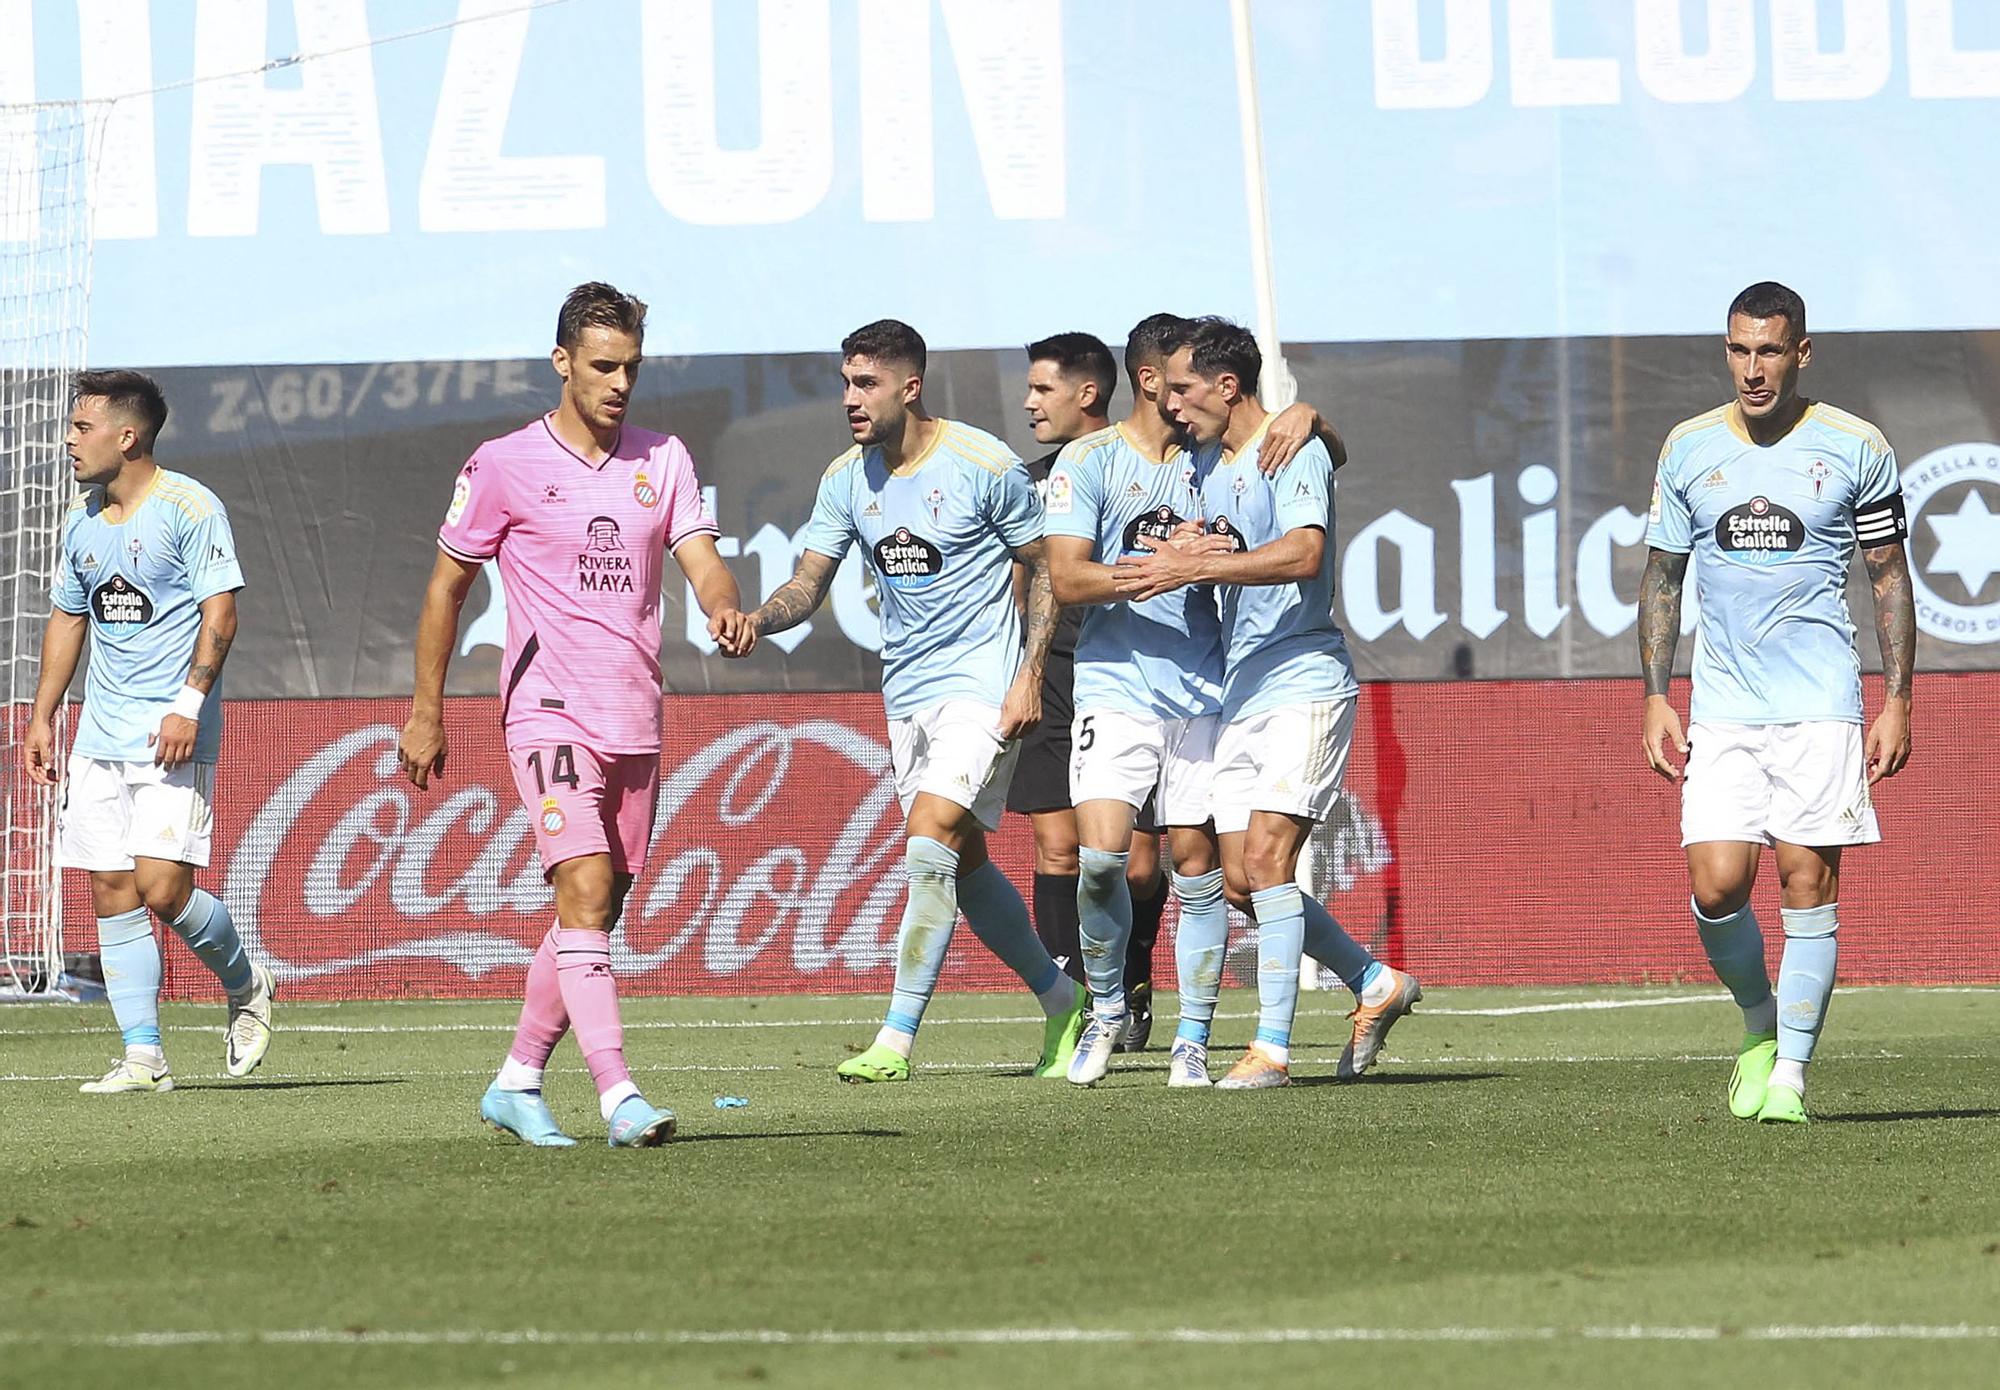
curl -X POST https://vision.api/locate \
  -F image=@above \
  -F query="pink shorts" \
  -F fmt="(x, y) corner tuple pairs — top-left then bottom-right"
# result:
(506, 741), (661, 877)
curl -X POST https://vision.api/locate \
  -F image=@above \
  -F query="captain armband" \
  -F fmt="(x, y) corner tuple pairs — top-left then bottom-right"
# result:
(1854, 491), (1907, 546)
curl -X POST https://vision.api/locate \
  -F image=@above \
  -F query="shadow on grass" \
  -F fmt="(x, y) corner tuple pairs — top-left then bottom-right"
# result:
(1289, 1071), (1508, 1088)
(179, 1078), (409, 1092)
(1814, 1107), (2000, 1124)
(674, 1128), (905, 1144)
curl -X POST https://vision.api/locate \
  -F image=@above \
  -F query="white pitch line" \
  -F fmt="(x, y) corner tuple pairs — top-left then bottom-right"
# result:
(0, 1324), (1994, 1350)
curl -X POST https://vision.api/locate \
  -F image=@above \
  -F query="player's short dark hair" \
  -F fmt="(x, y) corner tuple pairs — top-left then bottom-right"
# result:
(1026, 332), (1116, 403)
(1172, 316), (1262, 397)
(841, 319), (927, 376)
(1122, 313), (1188, 389)
(72, 369), (168, 450)
(556, 281), (647, 352)
(1728, 281), (1807, 339)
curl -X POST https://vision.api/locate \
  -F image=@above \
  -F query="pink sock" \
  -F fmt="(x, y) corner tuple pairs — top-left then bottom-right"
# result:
(554, 927), (632, 1099)
(505, 922), (568, 1071)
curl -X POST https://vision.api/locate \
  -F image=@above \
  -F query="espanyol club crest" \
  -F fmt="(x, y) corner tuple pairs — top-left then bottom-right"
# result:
(632, 471), (659, 508)
(539, 797), (566, 835)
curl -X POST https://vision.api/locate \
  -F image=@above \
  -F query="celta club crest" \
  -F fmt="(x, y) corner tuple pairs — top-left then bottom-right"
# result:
(1808, 460), (1831, 497)
(127, 536), (144, 559)
(926, 487), (944, 524)
(584, 516), (623, 552)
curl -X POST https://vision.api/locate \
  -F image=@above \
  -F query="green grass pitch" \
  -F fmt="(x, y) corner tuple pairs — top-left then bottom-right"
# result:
(3, 986), (1997, 1389)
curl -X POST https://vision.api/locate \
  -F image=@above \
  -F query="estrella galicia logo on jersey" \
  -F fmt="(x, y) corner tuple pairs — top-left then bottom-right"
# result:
(1206, 516), (1249, 553)
(872, 526), (944, 588)
(1716, 496), (1805, 559)
(577, 515), (635, 593)
(1121, 504), (1185, 555)
(90, 574), (154, 627)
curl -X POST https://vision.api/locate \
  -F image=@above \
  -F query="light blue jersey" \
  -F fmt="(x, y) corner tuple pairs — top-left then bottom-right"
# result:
(1195, 423), (1357, 721)
(1646, 401), (1906, 726)
(1044, 423), (1222, 720)
(51, 469), (245, 763)
(801, 419), (1042, 720)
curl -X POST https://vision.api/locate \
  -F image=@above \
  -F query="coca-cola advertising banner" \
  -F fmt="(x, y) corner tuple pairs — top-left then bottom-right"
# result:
(28, 331), (1989, 703)
(133, 679), (1999, 1001)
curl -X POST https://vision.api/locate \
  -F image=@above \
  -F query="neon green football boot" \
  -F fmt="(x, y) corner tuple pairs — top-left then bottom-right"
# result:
(1033, 984), (1089, 1079)
(1757, 1083), (1808, 1125)
(836, 1042), (911, 1084)
(1727, 1031), (1779, 1119)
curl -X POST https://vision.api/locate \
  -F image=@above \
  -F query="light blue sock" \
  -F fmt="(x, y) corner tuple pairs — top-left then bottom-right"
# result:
(1076, 847), (1132, 1015)
(1172, 870), (1227, 1046)
(884, 837), (961, 1037)
(1776, 903), (1838, 1065)
(1249, 883), (1306, 1051)
(1301, 893), (1382, 997)
(167, 888), (254, 997)
(959, 859), (1068, 1005)
(97, 909), (162, 1049)
(1693, 897), (1775, 1032)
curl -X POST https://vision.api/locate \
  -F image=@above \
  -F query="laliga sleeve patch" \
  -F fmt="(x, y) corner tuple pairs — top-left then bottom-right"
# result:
(1854, 490), (1908, 546)
(1045, 469), (1073, 515)
(447, 474), (472, 525)
(1649, 479), (1663, 526)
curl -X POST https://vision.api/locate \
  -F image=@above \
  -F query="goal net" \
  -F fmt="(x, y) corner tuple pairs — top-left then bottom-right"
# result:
(2, 101), (100, 998)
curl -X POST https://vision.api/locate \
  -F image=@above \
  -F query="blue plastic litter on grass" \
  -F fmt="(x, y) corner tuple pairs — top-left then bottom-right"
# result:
(713, 1095), (749, 1109)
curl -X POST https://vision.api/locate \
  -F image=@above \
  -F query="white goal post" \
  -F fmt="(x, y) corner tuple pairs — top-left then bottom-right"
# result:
(2, 99), (100, 998)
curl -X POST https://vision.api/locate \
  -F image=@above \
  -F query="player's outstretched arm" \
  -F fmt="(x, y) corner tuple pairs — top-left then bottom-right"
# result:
(1863, 539), (1916, 783)
(399, 549), (481, 789)
(1258, 401), (1348, 475)
(1113, 525), (1321, 604)
(24, 609), (87, 786)
(152, 591), (238, 769)
(740, 550), (838, 653)
(1046, 535), (1124, 608)
(1637, 547), (1690, 781)
(674, 534), (752, 658)
(997, 538), (1057, 738)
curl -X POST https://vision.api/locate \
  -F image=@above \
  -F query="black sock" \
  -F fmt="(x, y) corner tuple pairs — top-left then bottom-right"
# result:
(1032, 872), (1085, 985)
(1123, 873), (1168, 1000)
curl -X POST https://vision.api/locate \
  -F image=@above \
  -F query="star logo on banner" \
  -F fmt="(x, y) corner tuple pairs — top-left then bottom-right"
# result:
(1925, 489), (2000, 599)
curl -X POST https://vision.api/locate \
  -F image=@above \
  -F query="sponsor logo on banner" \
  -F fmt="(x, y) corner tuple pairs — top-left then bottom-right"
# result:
(1901, 443), (2000, 644)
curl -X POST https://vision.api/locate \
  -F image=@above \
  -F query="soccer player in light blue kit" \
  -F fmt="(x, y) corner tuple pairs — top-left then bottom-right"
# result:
(1116, 319), (1420, 1089)
(718, 320), (1086, 1082)
(23, 371), (275, 1093)
(1638, 282), (1915, 1125)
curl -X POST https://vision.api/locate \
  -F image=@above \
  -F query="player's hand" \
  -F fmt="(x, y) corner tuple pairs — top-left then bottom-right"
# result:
(1641, 695), (1688, 781)
(1113, 533), (1226, 603)
(23, 716), (57, 786)
(398, 713), (448, 790)
(1865, 698), (1911, 784)
(1259, 402), (1323, 475)
(709, 607), (758, 659)
(150, 714), (197, 769)
(996, 672), (1043, 740)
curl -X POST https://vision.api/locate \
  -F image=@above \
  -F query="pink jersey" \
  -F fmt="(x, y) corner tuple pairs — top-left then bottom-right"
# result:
(438, 414), (717, 753)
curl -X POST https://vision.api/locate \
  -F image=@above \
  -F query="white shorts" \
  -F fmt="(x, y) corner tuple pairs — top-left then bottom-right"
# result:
(1210, 698), (1356, 836)
(887, 700), (1021, 833)
(1681, 720), (1882, 848)
(57, 754), (217, 871)
(1069, 709), (1216, 827)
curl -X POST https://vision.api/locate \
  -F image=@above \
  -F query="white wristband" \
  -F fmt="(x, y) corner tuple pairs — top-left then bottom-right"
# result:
(169, 685), (207, 722)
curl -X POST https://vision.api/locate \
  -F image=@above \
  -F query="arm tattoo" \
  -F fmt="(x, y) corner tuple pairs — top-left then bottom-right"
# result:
(1636, 548), (1688, 697)
(1864, 542), (1917, 700)
(1018, 542), (1058, 681)
(187, 618), (235, 693)
(749, 554), (836, 637)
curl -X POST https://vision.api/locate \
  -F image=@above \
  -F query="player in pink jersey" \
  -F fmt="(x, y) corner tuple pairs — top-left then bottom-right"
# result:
(397, 282), (750, 1148)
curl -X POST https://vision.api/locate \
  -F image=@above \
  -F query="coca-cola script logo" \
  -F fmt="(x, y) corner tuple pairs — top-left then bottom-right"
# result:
(224, 720), (913, 988)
